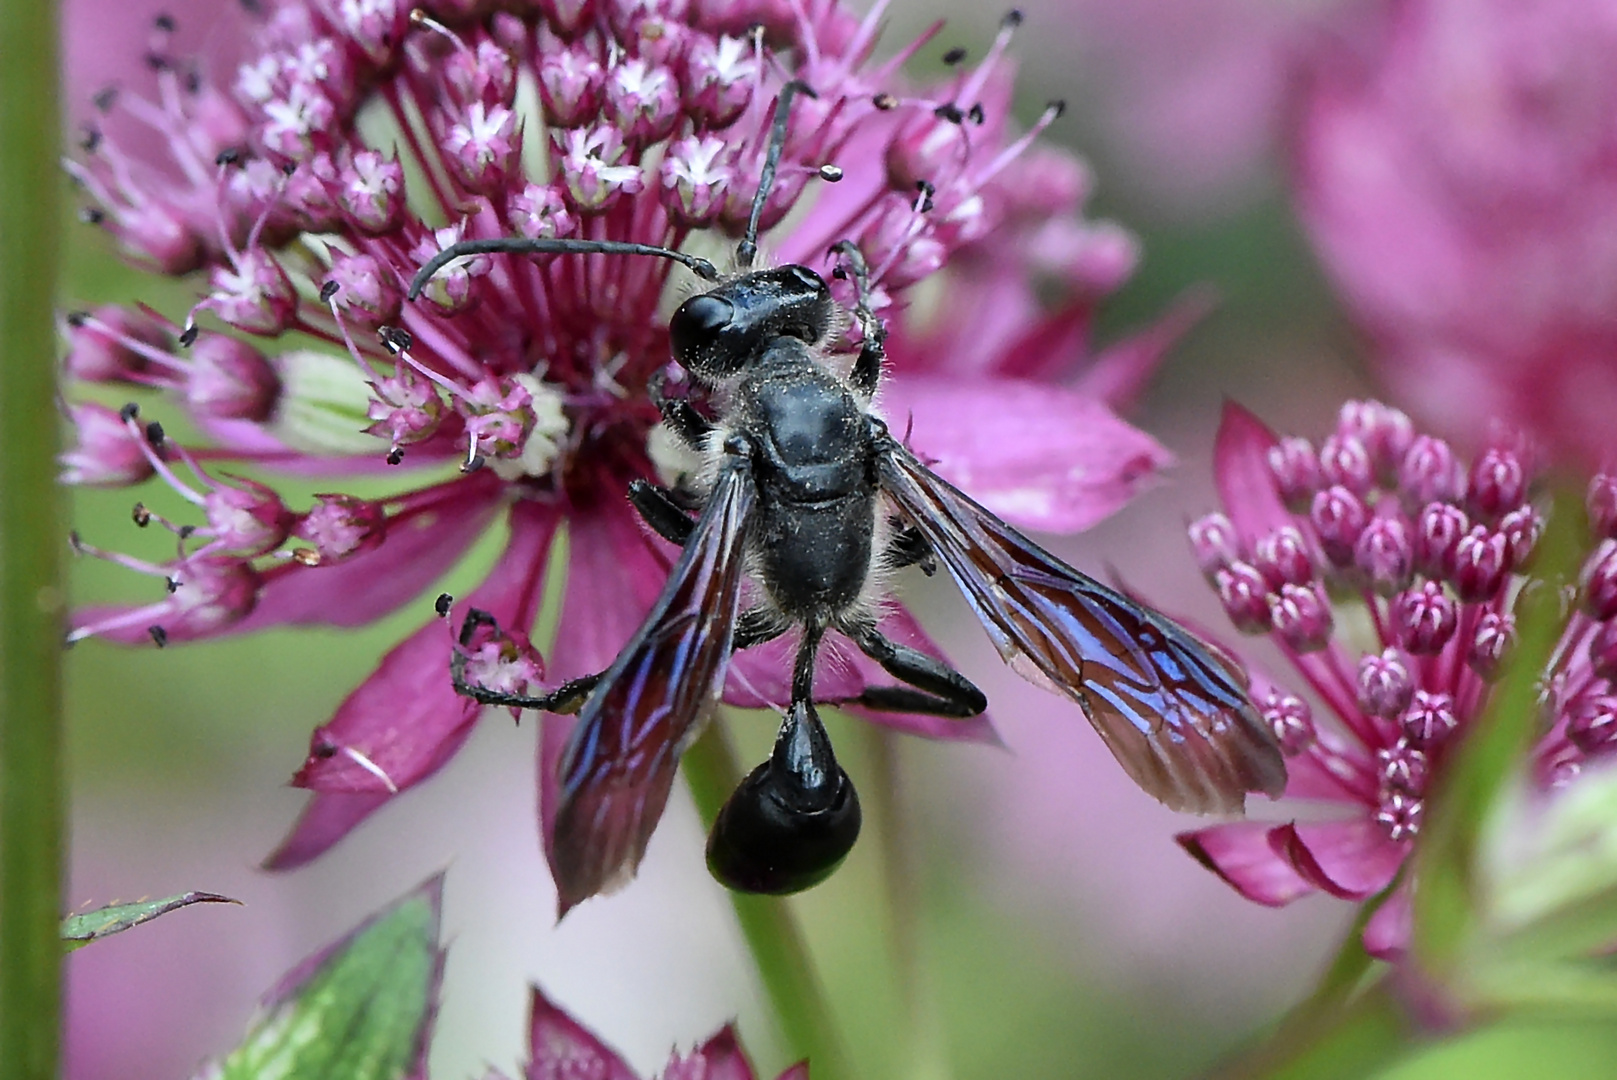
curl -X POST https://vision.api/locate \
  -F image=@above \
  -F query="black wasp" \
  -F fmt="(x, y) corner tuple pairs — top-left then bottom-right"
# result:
(411, 81), (1285, 916)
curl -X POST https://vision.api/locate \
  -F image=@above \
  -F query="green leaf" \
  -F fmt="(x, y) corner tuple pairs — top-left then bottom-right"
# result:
(204, 876), (443, 1080)
(61, 892), (240, 951)
(1204, 979), (1409, 1080)
(1369, 1016), (1617, 1080)
(1413, 489), (1583, 973)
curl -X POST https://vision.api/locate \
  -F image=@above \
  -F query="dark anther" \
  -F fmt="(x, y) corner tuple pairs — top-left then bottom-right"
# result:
(1047, 99), (1067, 118)
(1002, 8), (1025, 28)
(145, 421), (166, 446)
(378, 326), (413, 353)
(148, 625), (169, 647)
(818, 164), (844, 182)
(119, 402), (140, 422)
(79, 127), (102, 153)
(312, 739), (338, 759)
(67, 530), (84, 553)
(154, 13), (177, 31)
(462, 455), (487, 474)
(832, 265), (847, 280)
(319, 280), (341, 301)
(183, 68), (202, 94)
(872, 92), (898, 111)
(238, 0), (264, 13)
(917, 179), (936, 196)
(933, 102), (964, 124)
(66, 311), (89, 327)
(435, 593), (453, 617)
(179, 324), (199, 346)
(93, 87), (118, 112)
(132, 503), (151, 526)
(144, 52), (170, 73)
(968, 102), (986, 125)
(164, 576), (179, 593)
(280, 161), (296, 176)
(178, 524), (196, 539)
(80, 208), (107, 225)
(942, 46), (967, 65)
(215, 148), (241, 167)
(386, 448), (405, 465)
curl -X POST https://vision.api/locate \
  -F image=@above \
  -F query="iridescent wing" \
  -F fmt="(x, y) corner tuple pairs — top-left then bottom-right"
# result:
(877, 436), (1285, 813)
(551, 459), (755, 915)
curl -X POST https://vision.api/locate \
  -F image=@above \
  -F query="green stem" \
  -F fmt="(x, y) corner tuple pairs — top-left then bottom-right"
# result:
(684, 721), (856, 1080)
(0, 0), (64, 1075)
(865, 726), (949, 1080)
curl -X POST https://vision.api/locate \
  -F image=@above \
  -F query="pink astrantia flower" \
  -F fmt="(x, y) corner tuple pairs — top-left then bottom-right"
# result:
(1178, 400), (1617, 959)
(63, 2), (1179, 892)
(1290, 0), (1617, 465)
(495, 984), (802, 1080)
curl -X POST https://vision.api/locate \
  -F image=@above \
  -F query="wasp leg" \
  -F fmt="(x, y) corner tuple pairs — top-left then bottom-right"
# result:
(832, 240), (886, 396)
(450, 608), (602, 712)
(886, 520), (936, 576)
(648, 370), (713, 450)
(837, 622), (986, 718)
(452, 605), (784, 711)
(628, 478), (697, 546)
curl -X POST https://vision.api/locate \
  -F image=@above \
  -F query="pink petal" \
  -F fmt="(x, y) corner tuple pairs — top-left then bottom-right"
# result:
(1270, 818), (1408, 900)
(1072, 287), (1215, 413)
(235, 472), (503, 633)
(293, 501), (558, 795)
(774, 1066), (810, 1080)
(663, 1026), (756, 1080)
(262, 791), (393, 870)
(1362, 881), (1411, 961)
(525, 985), (637, 1080)
(539, 496), (671, 884)
(880, 375), (1171, 534)
(1212, 400), (1292, 544)
(1177, 821), (1318, 906)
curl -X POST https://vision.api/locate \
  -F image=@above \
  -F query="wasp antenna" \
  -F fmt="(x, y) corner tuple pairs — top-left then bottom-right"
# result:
(737, 79), (818, 271)
(407, 237), (720, 300)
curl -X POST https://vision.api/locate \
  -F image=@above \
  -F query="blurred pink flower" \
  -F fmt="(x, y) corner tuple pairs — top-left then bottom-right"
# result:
(1179, 399), (1617, 958)
(62, 1), (1179, 900)
(496, 985), (800, 1080)
(1290, 0), (1617, 465)
(1018, 0), (1343, 214)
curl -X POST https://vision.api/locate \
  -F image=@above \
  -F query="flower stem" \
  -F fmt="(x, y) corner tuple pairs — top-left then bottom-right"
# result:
(0, 0), (65, 1074)
(684, 720), (857, 1080)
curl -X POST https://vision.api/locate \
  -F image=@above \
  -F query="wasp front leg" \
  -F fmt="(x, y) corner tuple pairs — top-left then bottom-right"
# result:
(831, 239), (886, 396)
(448, 607), (601, 712)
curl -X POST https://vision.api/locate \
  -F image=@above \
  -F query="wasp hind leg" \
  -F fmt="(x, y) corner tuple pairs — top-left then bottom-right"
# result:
(838, 621), (986, 718)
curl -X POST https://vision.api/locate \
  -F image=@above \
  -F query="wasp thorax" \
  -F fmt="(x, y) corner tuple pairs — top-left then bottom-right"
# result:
(669, 266), (835, 379)
(705, 699), (861, 894)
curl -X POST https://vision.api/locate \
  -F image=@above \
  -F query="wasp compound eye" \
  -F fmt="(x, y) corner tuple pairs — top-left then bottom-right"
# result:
(706, 700), (861, 894)
(669, 294), (736, 368)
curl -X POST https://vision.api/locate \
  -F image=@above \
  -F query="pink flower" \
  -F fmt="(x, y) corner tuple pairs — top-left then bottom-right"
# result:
(497, 985), (801, 1080)
(1178, 400), (1617, 958)
(62, 1), (1181, 901)
(1290, 0), (1617, 466)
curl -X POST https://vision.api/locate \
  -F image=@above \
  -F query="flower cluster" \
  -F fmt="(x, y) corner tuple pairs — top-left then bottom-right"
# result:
(1289, 0), (1617, 465)
(505, 985), (802, 1080)
(1179, 400), (1617, 957)
(62, 0), (1179, 880)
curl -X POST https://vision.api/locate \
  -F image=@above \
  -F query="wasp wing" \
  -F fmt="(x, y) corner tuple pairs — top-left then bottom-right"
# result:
(878, 438), (1285, 814)
(550, 458), (755, 915)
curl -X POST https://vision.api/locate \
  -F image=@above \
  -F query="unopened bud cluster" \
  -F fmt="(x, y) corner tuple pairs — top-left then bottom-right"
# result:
(1190, 400), (1617, 843)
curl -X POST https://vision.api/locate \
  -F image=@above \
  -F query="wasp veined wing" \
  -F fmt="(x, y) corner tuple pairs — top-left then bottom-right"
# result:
(550, 459), (756, 915)
(877, 438), (1285, 814)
